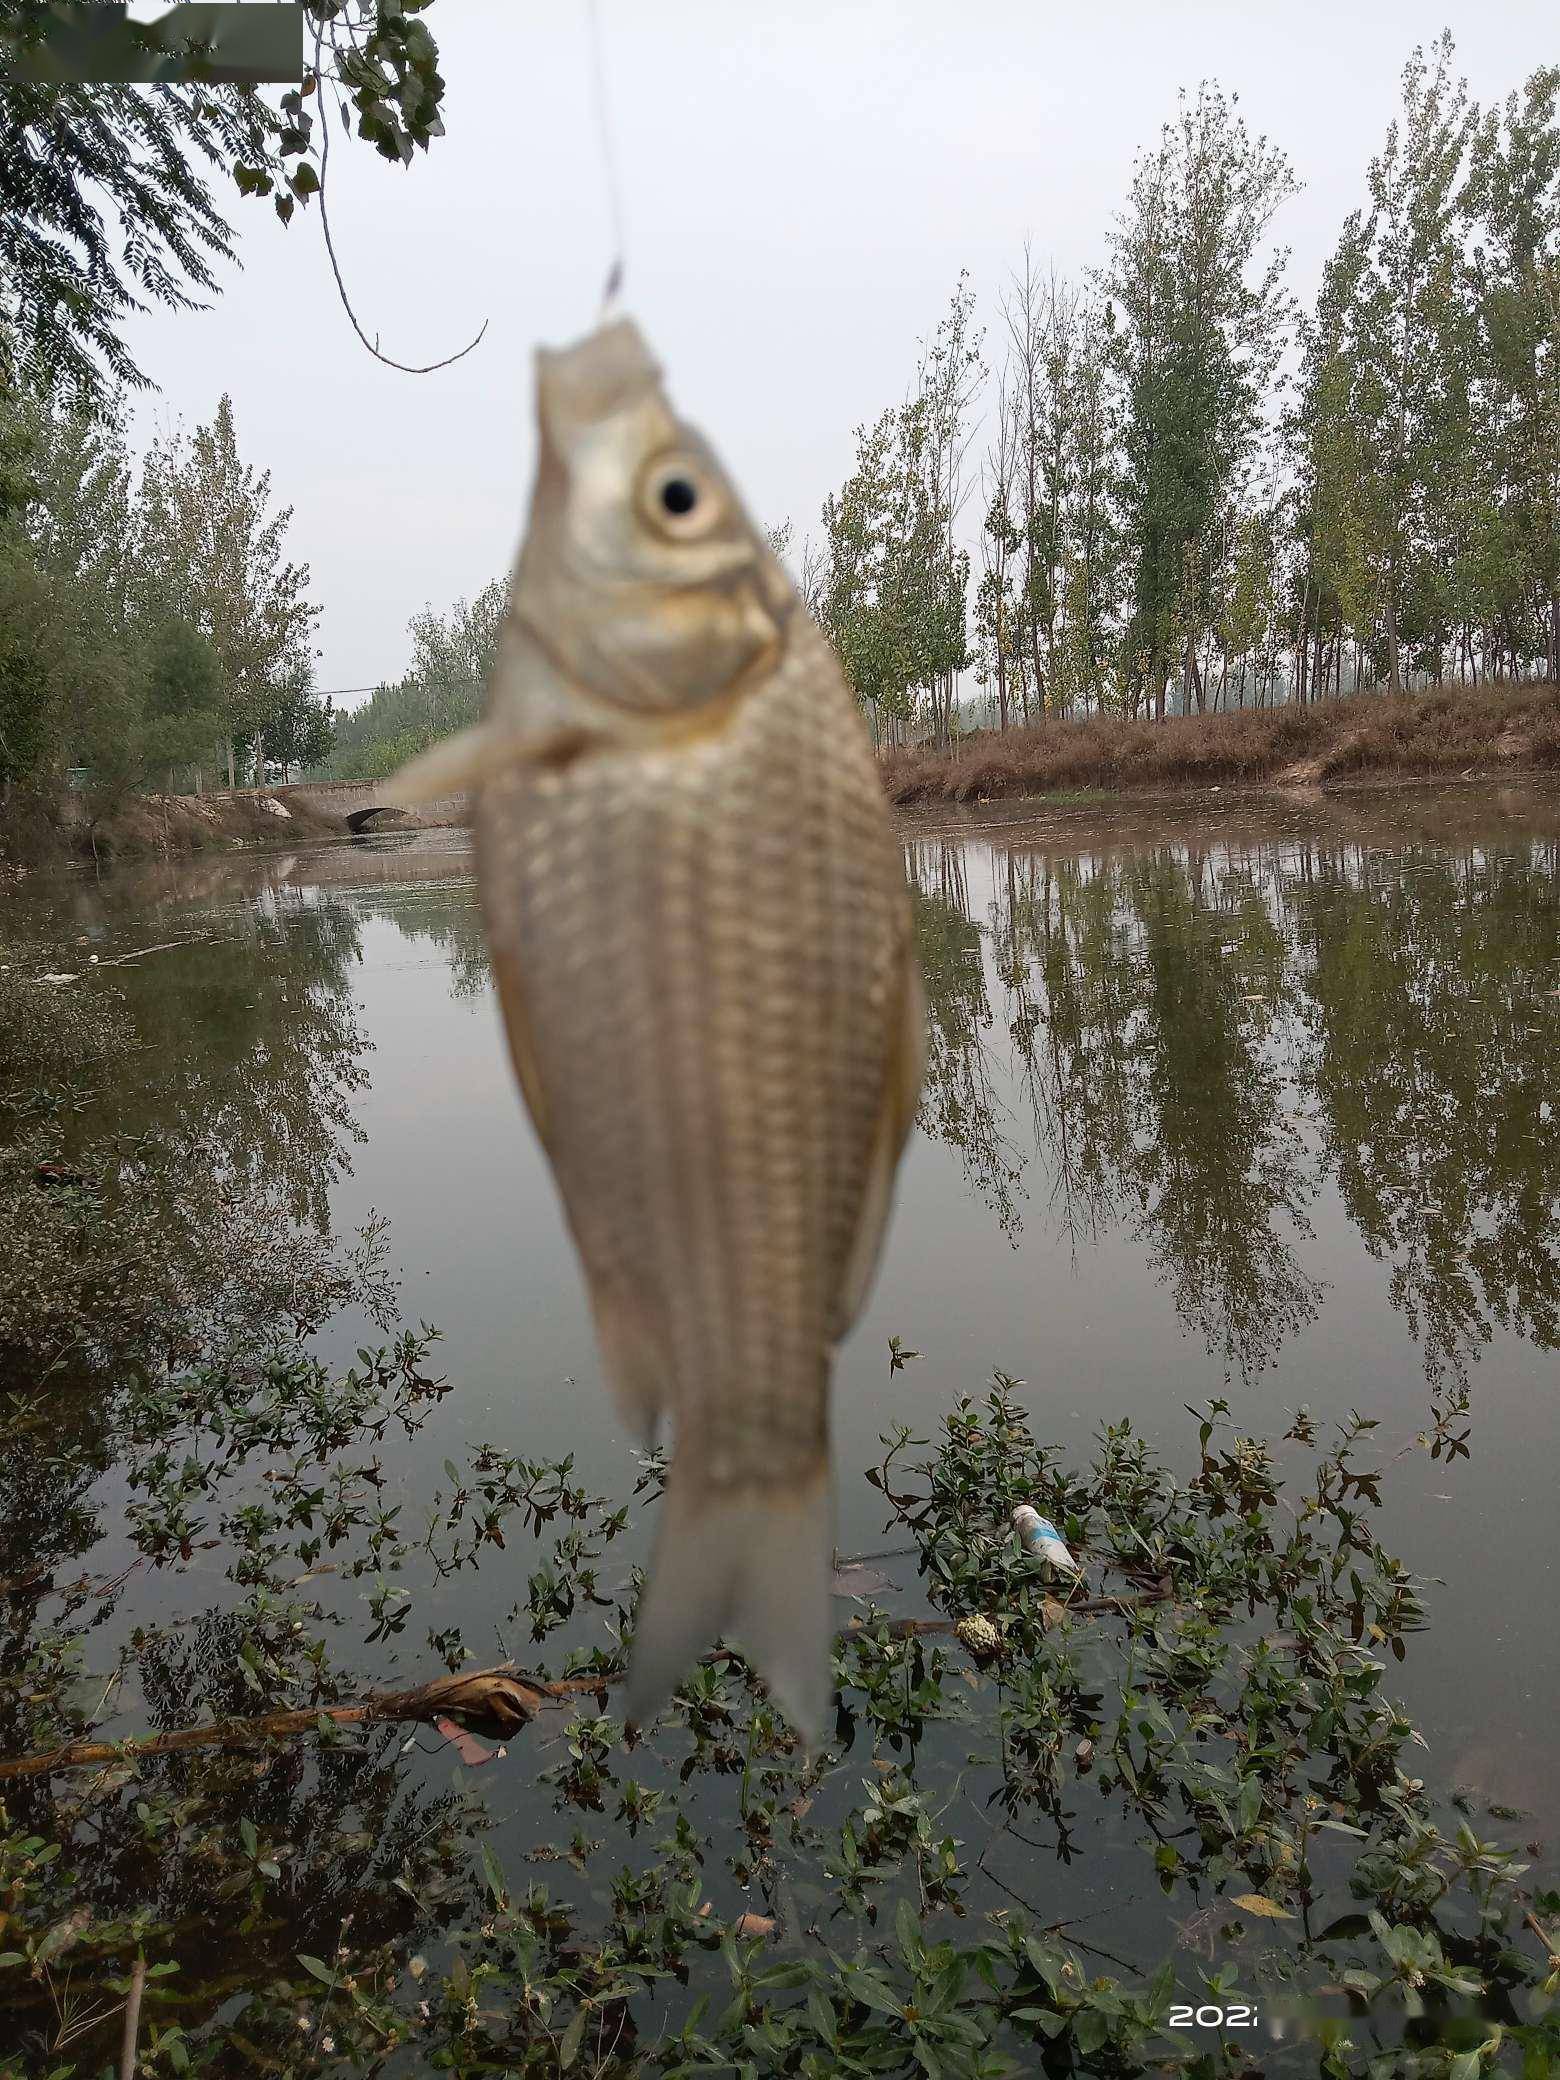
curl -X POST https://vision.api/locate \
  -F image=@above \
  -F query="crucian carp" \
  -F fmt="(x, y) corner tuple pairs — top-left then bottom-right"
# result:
(390, 318), (924, 1743)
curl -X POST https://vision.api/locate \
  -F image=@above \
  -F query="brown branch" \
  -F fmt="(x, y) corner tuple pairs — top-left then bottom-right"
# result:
(0, 1664), (598, 1783)
(0, 1592), (1176, 1782)
(118, 1957), (147, 2080)
(313, 21), (487, 375)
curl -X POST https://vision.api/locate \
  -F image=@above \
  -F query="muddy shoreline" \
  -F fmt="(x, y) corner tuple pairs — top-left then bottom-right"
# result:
(8, 676), (1559, 868)
(0, 783), (348, 866)
(883, 676), (1560, 806)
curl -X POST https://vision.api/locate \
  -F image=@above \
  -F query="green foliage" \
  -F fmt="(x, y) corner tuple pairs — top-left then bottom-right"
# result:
(0, 1), (450, 414)
(818, 280), (983, 746)
(134, 392), (321, 786)
(134, 619), (226, 785)
(820, 39), (1558, 727)
(1106, 84), (1298, 719)
(1293, 42), (1559, 698)
(2, 1337), (1555, 2073)
(0, 377), (327, 816)
(315, 580), (504, 781)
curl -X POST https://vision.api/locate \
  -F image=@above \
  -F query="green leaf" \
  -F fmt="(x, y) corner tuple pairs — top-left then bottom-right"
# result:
(1012, 2007), (1068, 2038)
(1074, 2006), (1109, 2054)
(851, 1973), (904, 2017)
(1237, 1774), (1262, 1834)
(558, 2007), (587, 2068)
(296, 1953), (336, 1987)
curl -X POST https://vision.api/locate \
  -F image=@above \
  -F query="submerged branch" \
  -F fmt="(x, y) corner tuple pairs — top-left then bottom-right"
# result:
(0, 1664), (594, 1781)
(0, 1591), (1176, 1781)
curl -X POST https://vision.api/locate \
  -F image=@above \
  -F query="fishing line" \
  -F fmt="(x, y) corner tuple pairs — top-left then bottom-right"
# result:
(585, 0), (628, 316)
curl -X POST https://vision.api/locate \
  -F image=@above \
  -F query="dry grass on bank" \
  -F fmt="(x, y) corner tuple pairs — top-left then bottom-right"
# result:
(93, 789), (345, 856)
(882, 677), (1560, 805)
(2, 787), (346, 865)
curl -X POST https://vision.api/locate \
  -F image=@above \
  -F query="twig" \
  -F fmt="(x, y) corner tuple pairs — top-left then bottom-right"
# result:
(118, 1956), (147, 2080)
(313, 18), (487, 374)
(95, 937), (209, 967)
(0, 1664), (596, 1781)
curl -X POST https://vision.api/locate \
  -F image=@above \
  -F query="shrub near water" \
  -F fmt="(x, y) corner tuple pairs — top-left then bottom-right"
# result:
(3, 1329), (1557, 2074)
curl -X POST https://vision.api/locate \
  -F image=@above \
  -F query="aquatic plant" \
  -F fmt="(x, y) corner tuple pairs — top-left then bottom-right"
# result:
(2, 1329), (1555, 2076)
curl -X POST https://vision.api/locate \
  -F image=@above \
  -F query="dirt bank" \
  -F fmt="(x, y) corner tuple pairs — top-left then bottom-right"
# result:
(883, 677), (1560, 806)
(2, 786), (346, 864)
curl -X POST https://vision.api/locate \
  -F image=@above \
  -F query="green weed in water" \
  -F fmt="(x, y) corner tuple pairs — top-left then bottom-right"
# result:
(2, 1334), (1557, 2076)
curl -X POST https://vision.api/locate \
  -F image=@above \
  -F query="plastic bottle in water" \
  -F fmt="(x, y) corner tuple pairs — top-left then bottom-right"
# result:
(1012, 1503), (1079, 1572)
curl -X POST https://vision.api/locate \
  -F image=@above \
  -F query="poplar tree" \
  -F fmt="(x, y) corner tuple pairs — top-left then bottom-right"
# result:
(1322, 38), (1478, 690)
(1106, 85), (1296, 719)
(1466, 66), (1560, 680)
(134, 395), (319, 788)
(816, 282), (982, 744)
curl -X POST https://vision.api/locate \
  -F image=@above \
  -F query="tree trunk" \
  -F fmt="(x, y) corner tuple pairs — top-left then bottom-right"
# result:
(995, 594), (1009, 731)
(1385, 599), (1403, 694)
(1185, 637), (1205, 715)
(225, 734), (236, 790)
(1296, 571), (1313, 703)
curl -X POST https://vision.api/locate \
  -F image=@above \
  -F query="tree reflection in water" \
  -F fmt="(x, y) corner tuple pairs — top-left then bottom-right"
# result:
(909, 814), (1560, 1387)
(1294, 836), (1560, 1383)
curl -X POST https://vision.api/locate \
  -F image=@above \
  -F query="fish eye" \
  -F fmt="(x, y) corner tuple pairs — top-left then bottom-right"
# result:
(639, 453), (722, 540)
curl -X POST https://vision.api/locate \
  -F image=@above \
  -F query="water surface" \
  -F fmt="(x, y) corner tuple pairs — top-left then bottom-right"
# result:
(8, 782), (1559, 1906)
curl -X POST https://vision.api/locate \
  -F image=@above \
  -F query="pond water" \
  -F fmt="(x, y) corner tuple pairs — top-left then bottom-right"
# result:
(5, 780), (1559, 2054)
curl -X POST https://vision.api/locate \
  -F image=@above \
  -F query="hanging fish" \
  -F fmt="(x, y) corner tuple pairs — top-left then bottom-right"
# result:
(389, 318), (924, 1742)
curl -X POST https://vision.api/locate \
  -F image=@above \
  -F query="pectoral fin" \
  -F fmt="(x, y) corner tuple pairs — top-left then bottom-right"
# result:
(831, 946), (926, 1340)
(382, 725), (498, 806)
(384, 722), (602, 807)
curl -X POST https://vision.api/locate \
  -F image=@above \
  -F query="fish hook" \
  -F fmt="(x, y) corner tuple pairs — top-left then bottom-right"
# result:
(585, 0), (627, 322)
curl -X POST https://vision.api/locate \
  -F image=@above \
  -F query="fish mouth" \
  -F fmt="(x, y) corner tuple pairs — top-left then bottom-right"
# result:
(535, 317), (661, 436)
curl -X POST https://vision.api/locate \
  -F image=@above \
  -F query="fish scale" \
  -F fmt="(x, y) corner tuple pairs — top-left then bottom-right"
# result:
(482, 632), (899, 1453)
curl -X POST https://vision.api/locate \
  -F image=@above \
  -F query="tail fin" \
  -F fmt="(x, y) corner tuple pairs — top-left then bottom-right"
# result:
(625, 1458), (832, 1748)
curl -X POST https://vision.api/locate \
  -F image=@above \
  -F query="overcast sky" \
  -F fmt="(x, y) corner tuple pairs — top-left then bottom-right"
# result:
(115, 0), (1557, 707)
